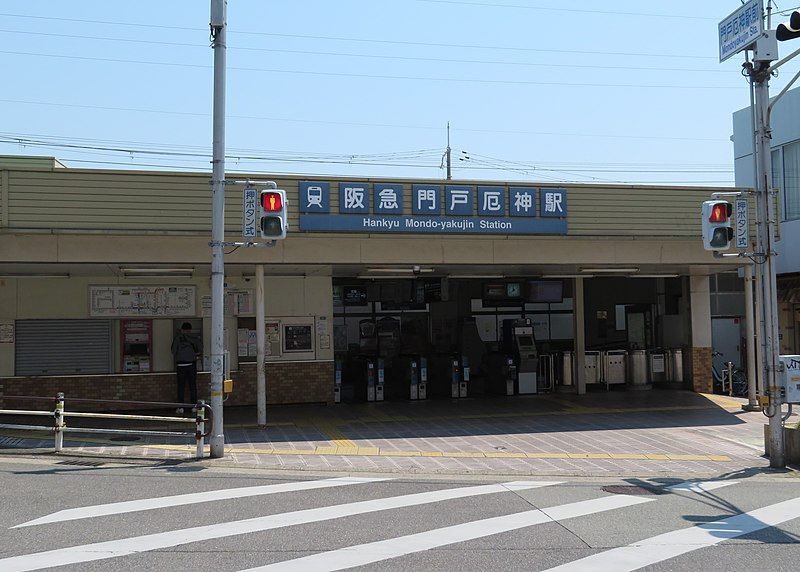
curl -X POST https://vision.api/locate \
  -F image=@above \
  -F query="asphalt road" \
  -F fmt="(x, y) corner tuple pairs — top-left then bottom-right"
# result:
(0, 455), (798, 571)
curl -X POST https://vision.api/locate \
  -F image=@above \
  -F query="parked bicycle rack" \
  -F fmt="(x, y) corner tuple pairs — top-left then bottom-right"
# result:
(0, 393), (213, 459)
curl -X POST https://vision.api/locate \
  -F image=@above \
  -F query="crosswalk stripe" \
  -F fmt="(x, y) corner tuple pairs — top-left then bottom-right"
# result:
(240, 493), (655, 571)
(13, 476), (391, 529)
(544, 495), (800, 572)
(0, 480), (559, 572)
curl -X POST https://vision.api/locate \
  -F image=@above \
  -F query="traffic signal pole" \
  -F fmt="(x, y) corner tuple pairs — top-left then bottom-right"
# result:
(209, 0), (227, 458)
(751, 64), (784, 467)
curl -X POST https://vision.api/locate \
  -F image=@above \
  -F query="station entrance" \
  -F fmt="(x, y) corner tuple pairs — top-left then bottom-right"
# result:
(332, 274), (690, 403)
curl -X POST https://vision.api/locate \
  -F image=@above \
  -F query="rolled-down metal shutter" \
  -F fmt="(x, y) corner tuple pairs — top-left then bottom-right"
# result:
(15, 319), (112, 376)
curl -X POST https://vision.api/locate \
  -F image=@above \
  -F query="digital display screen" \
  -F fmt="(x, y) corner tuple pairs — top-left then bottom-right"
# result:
(528, 280), (563, 303)
(517, 335), (534, 346)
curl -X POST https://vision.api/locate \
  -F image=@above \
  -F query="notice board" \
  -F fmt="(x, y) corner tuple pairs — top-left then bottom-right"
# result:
(90, 286), (196, 317)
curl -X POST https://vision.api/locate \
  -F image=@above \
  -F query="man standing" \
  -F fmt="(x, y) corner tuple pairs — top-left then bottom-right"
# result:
(171, 322), (202, 413)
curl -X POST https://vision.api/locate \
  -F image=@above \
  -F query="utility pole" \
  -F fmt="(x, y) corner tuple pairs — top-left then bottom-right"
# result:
(445, 122), (452, 180)
(209, 0), (227, 458)
(747, 0), (784, 467)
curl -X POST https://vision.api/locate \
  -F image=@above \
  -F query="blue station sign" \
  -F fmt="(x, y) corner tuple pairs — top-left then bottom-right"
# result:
(298, 181), (567, 235)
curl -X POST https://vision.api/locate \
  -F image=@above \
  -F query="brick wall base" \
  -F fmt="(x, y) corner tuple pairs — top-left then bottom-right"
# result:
(0, 361), (334, 411)
(688, 347), (713, 393)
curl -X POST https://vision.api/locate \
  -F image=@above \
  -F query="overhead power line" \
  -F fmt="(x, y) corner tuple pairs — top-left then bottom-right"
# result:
(0, 12), (717, 60)
(411, 0), (716, 20)
(0, 50), (741, 90)
(0, 29), (730, 74)
(0, 99), (729, 143)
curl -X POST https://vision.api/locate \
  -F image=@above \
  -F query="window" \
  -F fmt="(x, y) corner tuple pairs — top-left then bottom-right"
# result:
(782, 141), (800, 221)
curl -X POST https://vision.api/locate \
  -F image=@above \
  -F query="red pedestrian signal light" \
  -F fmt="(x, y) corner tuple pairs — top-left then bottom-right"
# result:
(258, 189), (287, 240)
(261, 191), (283, 213)
(708, 202), (732, 223)
(701, 200), (734, 251)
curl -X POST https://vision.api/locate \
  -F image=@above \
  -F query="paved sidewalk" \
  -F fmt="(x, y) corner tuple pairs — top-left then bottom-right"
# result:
(1, 390), (795, 477)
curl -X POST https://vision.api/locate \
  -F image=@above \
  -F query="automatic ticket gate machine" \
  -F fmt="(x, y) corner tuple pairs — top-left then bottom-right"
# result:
(512, 321), (539, 394)
(505, 356), (517, 396)
(408, 357), (428, 400)
(334, 359), (342, 403)
(366, 359), (386, 402)
(449, 356), (469, 398)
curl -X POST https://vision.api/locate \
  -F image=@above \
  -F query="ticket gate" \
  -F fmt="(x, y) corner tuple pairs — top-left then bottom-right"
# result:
(419, 357), (428, 400)
(450, 358), (460, 398)
(460, 356), (469, 397)
(450, 356), (468, 398)
(366, 359), (385, 402)
(506, 357), (517, 396)
(334, 359), (342, 404)
(408, 357), (428, 400)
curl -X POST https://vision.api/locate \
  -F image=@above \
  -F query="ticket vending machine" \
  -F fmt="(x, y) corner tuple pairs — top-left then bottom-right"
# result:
(514, 323), (538, 394)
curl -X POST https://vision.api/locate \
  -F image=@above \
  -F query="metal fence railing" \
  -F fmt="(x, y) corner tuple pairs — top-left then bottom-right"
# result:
(0, 393), (213, 459)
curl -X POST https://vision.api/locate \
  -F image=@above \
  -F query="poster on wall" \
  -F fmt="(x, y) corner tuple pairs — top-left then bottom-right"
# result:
(90, 286), (196, 317)
(0, 323), (13, 343)
(283, 324), (313, 353)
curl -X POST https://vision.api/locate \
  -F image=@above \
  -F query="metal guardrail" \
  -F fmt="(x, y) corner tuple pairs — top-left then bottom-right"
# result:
(0, 393), (213, 459)
(538, 354), (555, 392)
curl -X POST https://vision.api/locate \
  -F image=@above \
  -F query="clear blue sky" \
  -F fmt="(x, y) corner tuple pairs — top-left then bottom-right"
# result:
(1, 1), (797, 186)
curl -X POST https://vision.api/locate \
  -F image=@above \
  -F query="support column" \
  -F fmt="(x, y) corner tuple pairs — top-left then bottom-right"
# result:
(689, 275), (713, 393)
(256, 264), (266, 426)
(574, 277), (586, 395)
(743, 264), (760, 410)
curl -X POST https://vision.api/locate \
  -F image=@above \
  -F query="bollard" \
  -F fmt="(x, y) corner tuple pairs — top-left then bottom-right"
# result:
(54, 392), (65, 453)
(726, 362), (734, 397)
(195, 400), (206, 459)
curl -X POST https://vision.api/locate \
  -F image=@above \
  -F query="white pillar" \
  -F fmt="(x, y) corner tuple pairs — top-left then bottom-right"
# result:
(574, 277), (586, 395)
(256, 264), (266, 426)
(743, 264), (759, 409)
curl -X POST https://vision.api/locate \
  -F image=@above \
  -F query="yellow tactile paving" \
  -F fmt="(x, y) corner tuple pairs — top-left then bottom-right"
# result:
(42, 438), (732, 463)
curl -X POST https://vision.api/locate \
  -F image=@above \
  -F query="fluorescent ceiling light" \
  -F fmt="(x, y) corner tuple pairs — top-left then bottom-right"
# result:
(120, 267), (195, 277)
(541, 274), (593, 279)
(450, 275), (505, 279)
(580, 267), (639, 274)
(0, 273), (70, 278)
(365, 267), (434, 274)
(631, 274), (680, 278)
(356, 275), (419, 280)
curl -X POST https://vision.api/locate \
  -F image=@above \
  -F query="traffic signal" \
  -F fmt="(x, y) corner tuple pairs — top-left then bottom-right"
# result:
(259, 189), (287, 240)
(701, 200), (734, 251)
(776, 10), (800, 41)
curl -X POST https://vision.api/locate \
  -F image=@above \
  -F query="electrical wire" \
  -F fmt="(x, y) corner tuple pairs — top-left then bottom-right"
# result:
(0, 50), (741, 89)
(411, 0), (717, 20)
(0, 99), (730, 143)
(0, 29), (731, 74)
(0, 12), (719, 60)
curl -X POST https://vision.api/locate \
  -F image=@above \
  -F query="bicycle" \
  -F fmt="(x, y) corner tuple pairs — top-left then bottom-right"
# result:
(711, 351), (748, 397)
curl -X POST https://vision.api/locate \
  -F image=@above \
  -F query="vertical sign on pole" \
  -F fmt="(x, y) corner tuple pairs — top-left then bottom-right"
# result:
(243, 186), (258, 240)
(735, 197), (749, 249)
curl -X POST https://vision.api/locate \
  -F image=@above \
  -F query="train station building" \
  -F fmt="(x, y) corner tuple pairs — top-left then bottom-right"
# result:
(0, 157), (748, 409)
